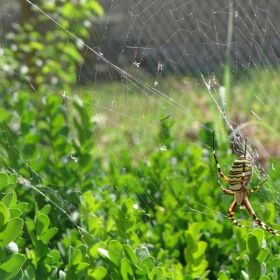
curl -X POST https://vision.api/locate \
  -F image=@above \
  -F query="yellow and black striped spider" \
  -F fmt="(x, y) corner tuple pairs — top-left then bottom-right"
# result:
(212, 130), (279, 236)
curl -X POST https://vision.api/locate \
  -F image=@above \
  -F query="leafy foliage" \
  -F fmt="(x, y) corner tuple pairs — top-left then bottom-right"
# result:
(2, 89), (280, 278)
(1, 1), (280, 280)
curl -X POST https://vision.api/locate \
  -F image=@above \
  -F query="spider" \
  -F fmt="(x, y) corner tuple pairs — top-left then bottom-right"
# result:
(212, 130), (279, 236)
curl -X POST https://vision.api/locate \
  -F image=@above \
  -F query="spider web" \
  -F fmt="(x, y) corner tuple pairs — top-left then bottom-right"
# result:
(1, 0), (280, 274)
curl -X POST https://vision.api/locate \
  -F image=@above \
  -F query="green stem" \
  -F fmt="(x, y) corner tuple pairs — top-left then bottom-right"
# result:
(224, 1), (233, 113)
(221, 1), (233, 151)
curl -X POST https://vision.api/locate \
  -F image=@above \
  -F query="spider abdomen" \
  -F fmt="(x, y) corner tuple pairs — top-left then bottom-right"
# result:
(228, 156), (252, 191)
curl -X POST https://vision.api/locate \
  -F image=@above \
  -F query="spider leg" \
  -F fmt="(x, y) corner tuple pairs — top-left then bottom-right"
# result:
(227, 199), (247, 228)
(216, 174), (234, 194)
(244, 197), (280, 236)
(246, 179), (268, 196)
(212, 131), (229, 183)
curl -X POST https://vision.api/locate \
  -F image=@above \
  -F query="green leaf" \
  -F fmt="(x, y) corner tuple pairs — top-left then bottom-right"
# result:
(1, 192), (17, 208)
(21, 110), (36, 124)
(61, 2), (74, 17)
(89, 242), (106, 258)
(8, 174), (17, 185)
(266, 257), (280, 275)
(70, 248), (82, 267)
(25, 218), (36, 244)
(185, 233), (195, 249)
(29, 41), (44, 50)
(51, 114), (65, 129)
(184, 277), (194, 280)
(251, 229), (264, 246)
(0, 253), (25, 280)
(0, 203), (9, 228)
(34, 240), (49, 258)
(0, 218), (24, 248)
(69, 246), (88, 271)
(91, 266), (107, 280)
(192, 260), (208, 277)
(0, 247), (6, 262)
(188, 223), (201, 242)
(9, 209), (22, 219)
(120, 257), (133, 280)
(14, 202), (28, 213)
(40, 227), (58, 242)
(0, 173), (8, 191)
(98, 248), (117, 268)
(0, 108), (11, 122)
(149, 267), (163, 280)
(247, 234), (259, 255)
(108, 240), (123, 266)
(75, 262), (89, 272)
(218, 271), (229, 280)
(39, 205), (51, 216)
(79, 154), (92, 172)
(76, 244), (87, 259)
(259, 276), (271, 280)
(48, 250), (61, 263)
(58, 42), (83, 63)
(35, 214), (49, 237)
(248, 258), (261, 279)
(257, 248), (269, 263)
(4, 183), (16, 192)
(193, 241), (207, 260)
(143, 264), (151, 277)
(123, 244), (138, 265)
(139, 257), (155, 273)
(82, 191), (104, 214)
(82, 191), (95, 212)
(25, 133), (40, 145)
(65, 270), (79, 280)
(38, 263), (52, 275)
(88, 1), (104, 16)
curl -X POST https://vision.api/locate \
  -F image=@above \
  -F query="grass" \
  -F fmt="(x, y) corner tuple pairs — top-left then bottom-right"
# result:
(78, 67), (280, 165)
